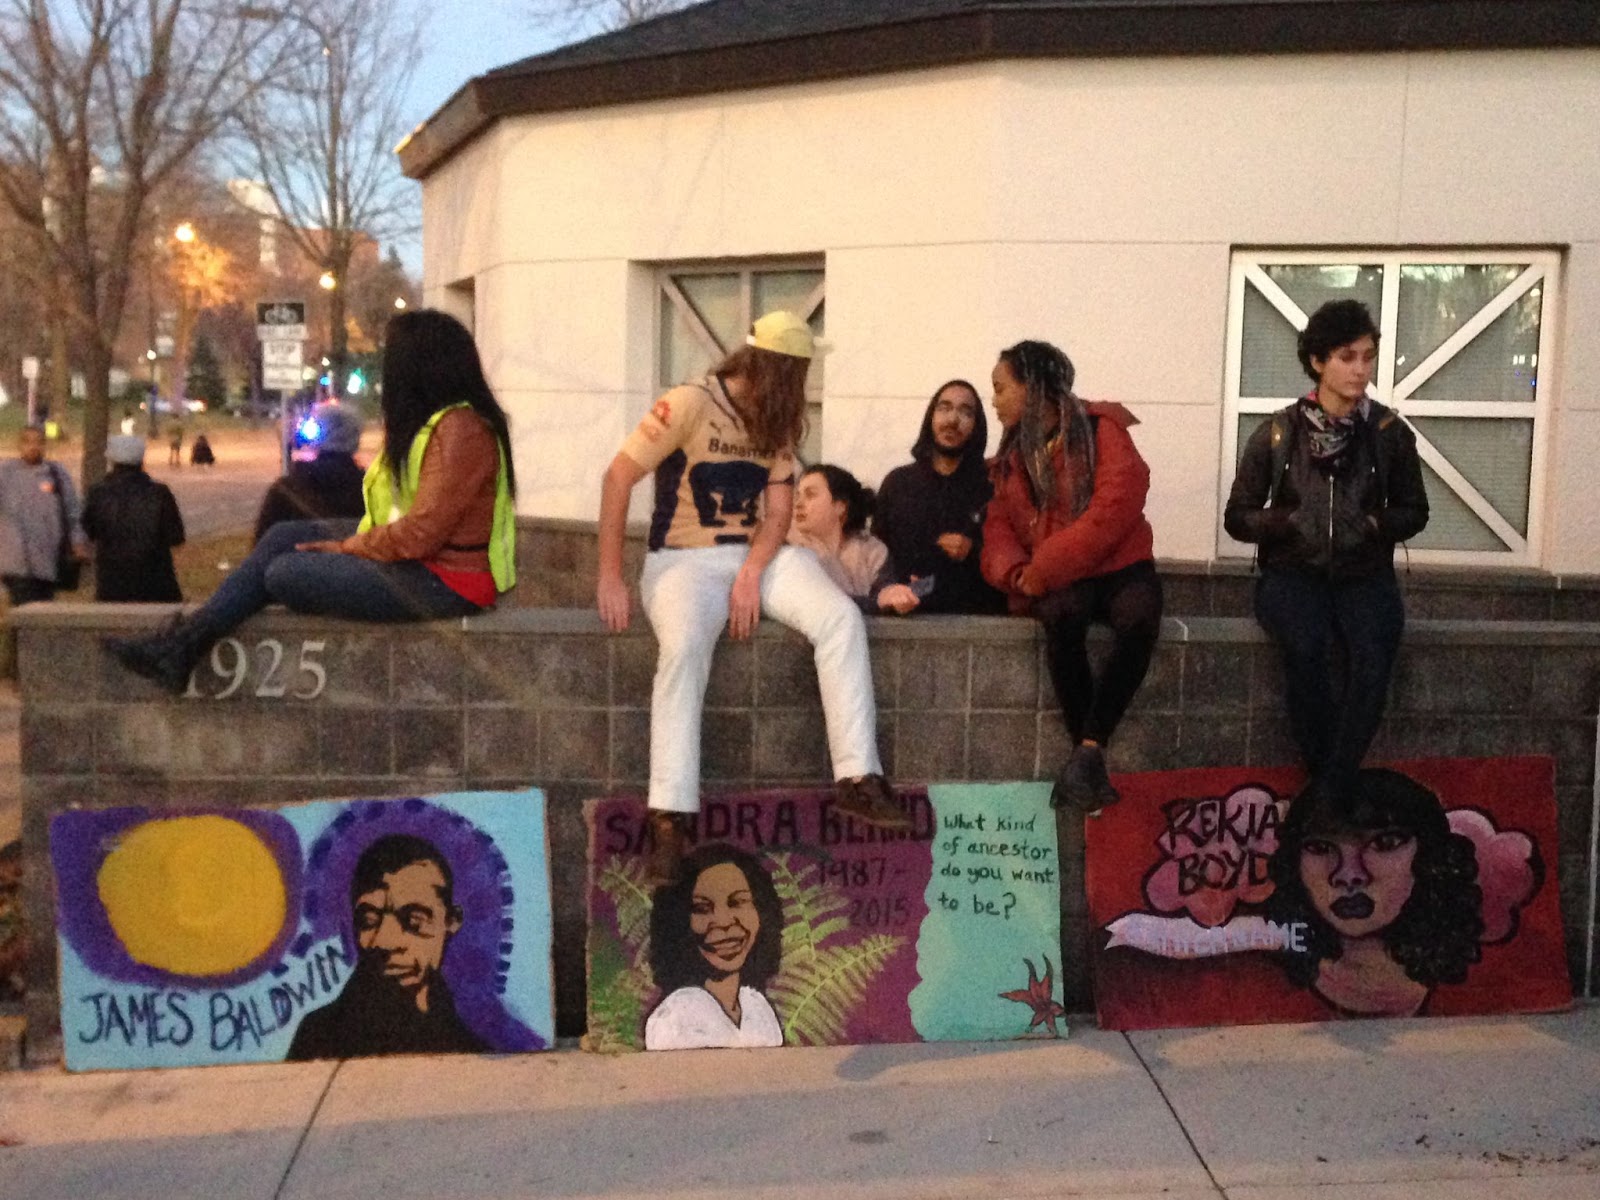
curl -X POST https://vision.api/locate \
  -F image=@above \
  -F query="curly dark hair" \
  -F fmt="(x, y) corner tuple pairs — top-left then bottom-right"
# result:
(802, 464), (875, 536)
(1296, 299), (1381, 383)
(648, 843), (784, 995)
(1266, 770), (1483, 990)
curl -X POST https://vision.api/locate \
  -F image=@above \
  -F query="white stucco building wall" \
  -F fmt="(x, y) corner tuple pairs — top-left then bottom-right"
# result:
(419, 48), (1600, 574)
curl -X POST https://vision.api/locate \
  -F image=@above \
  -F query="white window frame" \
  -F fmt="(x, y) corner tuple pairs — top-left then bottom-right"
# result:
(1218, 249), (1561, 568)
(654, 257), (826, 461)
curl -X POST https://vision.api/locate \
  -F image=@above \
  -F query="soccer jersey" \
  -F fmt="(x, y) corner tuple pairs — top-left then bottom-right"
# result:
(621, 376), (796, 551)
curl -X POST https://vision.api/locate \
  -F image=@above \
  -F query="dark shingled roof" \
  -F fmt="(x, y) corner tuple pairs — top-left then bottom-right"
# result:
(400, 0), (1600, 178)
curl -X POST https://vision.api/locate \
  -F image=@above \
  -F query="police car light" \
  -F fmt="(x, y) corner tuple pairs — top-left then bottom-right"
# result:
(299, 418), (322, 442)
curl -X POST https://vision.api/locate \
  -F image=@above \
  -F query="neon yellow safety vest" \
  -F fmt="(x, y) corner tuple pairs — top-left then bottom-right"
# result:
(358, 402), (517, 593)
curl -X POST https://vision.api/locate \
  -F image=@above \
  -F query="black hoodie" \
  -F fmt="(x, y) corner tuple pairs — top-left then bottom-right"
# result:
(871, 390), (1006, 614)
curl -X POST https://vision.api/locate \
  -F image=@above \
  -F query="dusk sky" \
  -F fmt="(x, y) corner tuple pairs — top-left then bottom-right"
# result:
(407, 1), (565, 129)
(395, 1), (573, 270)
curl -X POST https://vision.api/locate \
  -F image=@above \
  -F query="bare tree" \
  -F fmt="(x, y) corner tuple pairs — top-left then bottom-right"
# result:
(233, 0), (422, 397)
(0, 1), (293, 486)
(526, 0), (697, 37)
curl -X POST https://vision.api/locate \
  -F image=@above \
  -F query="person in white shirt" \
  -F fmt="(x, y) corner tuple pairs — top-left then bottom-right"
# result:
(644, 843), (785, 1050)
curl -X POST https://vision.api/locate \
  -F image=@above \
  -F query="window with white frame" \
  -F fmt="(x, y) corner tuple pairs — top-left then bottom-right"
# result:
(656, 260), (826, 464)
(1220, 250), (1559, 566)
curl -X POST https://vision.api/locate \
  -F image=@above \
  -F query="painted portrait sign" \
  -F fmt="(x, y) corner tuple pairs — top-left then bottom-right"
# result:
(585, 783), (1066, 1051)
(50, 791), (554, 1070)
(1085, 757), (1570, 1030)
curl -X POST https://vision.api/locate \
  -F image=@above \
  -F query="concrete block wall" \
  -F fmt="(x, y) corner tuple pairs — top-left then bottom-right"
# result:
(13, 604), (1600, 1064)
(512, 518), (1600, 619)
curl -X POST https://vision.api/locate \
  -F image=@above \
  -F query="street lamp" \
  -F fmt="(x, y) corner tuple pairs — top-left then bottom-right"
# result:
(318, 271), (337, 291)
(394, 296), (407, 310)
(174, 221), (196, 244)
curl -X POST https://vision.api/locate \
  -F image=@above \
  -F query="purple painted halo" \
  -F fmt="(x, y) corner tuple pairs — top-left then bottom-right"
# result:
(299, 797), (545, 1052)
(50, 807), (304, 990)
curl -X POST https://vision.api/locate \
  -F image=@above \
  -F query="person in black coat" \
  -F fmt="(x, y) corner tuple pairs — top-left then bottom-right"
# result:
(871, 379), (1006, 615)
(253, 401), (366, 543)
(81, 436), (184, 603)
(1225, 299), (1429, 782)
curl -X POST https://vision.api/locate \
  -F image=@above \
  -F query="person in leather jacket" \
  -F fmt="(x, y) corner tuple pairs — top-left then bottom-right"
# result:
(1225, 299), (1428, 781)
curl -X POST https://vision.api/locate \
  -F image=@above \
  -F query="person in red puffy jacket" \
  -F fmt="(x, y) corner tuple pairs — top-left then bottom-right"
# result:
(981, 340), (1163, 813)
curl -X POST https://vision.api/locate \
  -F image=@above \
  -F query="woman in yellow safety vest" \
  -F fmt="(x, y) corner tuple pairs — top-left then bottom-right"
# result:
(104, 309), (516, 693)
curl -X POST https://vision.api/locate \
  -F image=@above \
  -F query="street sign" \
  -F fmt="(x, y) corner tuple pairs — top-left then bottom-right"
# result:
(263, 365), (304, 391)
(261, 339), (304, 368)
(257, 300), (307, 342)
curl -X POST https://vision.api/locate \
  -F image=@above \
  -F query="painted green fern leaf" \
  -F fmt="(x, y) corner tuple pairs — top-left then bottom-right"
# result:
(589, 854), (659, 1050)
(597, 854), (655, 976)
(769, 933), (904, 1046)
(584, 928), (645, 1052)
(768, 853), (851, 963)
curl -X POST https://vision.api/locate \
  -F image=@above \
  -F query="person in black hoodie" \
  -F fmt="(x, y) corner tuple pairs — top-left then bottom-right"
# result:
(1225, 299), (1429, 782)
(871, 379), (1006, 615)
(253, 401), (365, 543)
(81, 435), (184, 602)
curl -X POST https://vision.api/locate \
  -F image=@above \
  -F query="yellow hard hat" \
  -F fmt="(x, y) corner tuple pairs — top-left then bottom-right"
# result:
(746, 310), (817, 359)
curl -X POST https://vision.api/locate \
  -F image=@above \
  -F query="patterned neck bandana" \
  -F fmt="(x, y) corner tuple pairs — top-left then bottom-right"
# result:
(1298, 391), (1370, 474)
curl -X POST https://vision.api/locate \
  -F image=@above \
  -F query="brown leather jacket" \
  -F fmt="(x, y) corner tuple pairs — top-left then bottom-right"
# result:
(337, 407), (499, 573)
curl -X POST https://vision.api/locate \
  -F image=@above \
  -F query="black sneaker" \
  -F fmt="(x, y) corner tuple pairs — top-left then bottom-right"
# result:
(834, 774), (912, 830)
(1083, 745), (1121, 815)
(1051, 743), (1118, 815)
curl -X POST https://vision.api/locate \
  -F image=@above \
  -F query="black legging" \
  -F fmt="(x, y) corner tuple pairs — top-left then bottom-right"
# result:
(1034, 559), (1163, 745)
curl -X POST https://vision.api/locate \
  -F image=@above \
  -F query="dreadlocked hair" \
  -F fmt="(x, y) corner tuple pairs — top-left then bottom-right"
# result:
(995, 340), (1095, 516)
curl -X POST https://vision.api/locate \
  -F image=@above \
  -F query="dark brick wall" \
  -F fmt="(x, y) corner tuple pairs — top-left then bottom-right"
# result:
(13, 604), (1600, 1064)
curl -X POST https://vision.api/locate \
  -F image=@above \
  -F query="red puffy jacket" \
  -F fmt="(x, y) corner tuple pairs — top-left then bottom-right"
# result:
(981, 401), (1155, 613)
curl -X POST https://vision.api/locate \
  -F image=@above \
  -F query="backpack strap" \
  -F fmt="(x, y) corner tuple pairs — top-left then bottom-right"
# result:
(1266, 407), (1293, 506)
(1370, 402), (1402, 515)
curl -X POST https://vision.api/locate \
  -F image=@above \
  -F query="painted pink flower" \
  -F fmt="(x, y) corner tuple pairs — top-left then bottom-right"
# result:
(1448, 808), (1539, 944)
(1143, 785), (1284, 928)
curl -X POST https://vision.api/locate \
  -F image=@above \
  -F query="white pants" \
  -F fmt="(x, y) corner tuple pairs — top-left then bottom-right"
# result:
(640, 544), (883, 813)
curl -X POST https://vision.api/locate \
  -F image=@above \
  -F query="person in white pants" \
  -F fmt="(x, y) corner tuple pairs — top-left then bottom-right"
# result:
(597, 311), (907, 884)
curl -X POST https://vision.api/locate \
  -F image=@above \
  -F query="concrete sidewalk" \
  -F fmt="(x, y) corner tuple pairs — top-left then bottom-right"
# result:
(2, 1007), (1597, 1200)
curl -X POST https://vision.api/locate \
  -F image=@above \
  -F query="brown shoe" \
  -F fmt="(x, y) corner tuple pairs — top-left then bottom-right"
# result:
(834, 774), (912, 830)
(644, 811), (688, 887)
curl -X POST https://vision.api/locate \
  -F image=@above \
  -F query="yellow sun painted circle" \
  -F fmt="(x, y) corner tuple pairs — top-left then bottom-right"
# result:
(97, 815), (289, 976)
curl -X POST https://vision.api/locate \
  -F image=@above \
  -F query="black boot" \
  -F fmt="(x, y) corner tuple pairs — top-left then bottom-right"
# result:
(644, 811), (690, 888)
(102, 615), (214, 695)
(1051, 743), (1119, 815)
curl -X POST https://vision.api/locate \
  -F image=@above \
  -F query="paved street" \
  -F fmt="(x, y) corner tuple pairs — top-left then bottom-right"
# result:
(139, 424), (288, 539)
(1, 1007), (1597, 1198)
(49, 420), (378, 541)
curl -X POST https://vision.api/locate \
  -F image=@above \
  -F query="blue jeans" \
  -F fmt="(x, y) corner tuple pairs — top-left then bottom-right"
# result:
(188, 519), (481, 641)
(1254, 567), (1405, 779)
